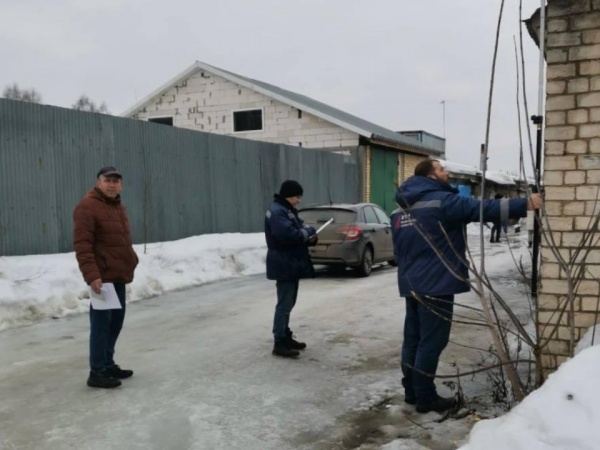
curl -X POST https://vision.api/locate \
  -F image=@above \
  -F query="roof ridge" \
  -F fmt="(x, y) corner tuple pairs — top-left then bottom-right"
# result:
(121, 61), (440, 154)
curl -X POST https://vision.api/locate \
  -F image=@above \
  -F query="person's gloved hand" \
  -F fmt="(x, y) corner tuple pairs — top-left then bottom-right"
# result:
(308, 234), (319, 247)
(305, 226), (317, 237)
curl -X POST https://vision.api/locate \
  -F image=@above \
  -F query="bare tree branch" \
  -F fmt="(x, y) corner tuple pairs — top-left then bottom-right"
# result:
(2, 83), (42, 103)
(72, 94), (109, 113)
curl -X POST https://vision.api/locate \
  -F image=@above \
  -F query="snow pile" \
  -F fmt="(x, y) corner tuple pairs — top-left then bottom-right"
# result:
(459, 346), (600, 450)
(485, 171), (517, 186)
(382, 442), (430, 450)
(0, 233), (266, 330)
(467, 223), (487, 236)
(430, 160), (534, 189)
(440, 159), (481, 177)
(575, 324), (600, 355)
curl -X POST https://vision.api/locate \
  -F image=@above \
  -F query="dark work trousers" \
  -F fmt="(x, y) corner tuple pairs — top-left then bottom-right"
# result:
(273, 279), (300, 341)
(401, 294), (454, 405)
(491, 221), (501, 242)
(89, 282), (127, 372)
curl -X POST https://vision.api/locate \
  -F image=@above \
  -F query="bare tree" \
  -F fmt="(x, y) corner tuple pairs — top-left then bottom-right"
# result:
(421, 3), (600, 401)
(474, 0), (528, 401)
(2, 83), (42, 103)
(72, 94), (109, 113)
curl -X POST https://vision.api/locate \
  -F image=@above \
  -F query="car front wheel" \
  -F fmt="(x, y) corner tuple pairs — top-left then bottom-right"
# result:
(356, 247), (373, 277)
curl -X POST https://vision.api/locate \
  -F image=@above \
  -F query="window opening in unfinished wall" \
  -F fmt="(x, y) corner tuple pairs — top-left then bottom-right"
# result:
(148, 117), (173, 126)
(233, 108), (263, 132)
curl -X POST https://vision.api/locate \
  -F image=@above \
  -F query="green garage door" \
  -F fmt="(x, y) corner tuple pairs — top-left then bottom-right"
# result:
(370, 147), (398, 214)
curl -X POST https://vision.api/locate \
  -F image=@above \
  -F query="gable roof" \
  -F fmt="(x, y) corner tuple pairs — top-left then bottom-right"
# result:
(121, 61), (439, 155)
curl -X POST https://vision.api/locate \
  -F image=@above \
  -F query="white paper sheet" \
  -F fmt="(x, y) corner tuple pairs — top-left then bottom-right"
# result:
(89, 283), (122, 310)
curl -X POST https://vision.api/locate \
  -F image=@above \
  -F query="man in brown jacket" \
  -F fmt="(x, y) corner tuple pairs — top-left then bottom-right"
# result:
(73, 166), (139, 389)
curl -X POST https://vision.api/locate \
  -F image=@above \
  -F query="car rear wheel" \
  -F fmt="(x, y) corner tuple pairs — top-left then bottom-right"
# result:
(356, 247), (373, 277)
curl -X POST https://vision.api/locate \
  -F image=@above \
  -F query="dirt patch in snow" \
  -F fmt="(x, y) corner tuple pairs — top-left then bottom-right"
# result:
(309, 395), (476, 450)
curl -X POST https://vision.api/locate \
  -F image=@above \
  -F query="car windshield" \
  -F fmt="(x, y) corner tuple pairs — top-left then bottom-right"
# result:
(299, 208), (357, 224)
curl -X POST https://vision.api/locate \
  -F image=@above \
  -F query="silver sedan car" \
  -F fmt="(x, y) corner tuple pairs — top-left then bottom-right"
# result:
(298, 203), (396, 277)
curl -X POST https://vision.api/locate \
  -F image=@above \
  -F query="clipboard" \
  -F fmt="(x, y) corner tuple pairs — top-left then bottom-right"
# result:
(315, 218), (334, 235)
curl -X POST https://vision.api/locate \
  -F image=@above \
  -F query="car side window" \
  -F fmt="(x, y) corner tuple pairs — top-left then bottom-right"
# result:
(363, 206), (379, 224)
(373, 207), (390, 225)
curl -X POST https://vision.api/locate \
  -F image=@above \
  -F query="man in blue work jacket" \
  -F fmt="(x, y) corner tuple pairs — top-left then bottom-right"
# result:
(265, 180), (317, 358)
(391, 160), (542, 413)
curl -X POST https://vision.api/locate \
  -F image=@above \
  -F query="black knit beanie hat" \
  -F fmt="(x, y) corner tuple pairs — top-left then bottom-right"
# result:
(279, 180), (304, 198)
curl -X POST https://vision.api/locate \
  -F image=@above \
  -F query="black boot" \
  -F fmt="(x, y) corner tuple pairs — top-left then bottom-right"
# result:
(272, 339), (300, 358)
(404, 395), (416, 405)
(104, 365), (134, 379)
(87, 371), (121, 389)
(286, 330), (307, 350)
(416, 395), (456, 414)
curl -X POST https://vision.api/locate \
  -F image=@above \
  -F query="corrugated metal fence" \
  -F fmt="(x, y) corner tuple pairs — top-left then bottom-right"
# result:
(0, 99), (358, 256)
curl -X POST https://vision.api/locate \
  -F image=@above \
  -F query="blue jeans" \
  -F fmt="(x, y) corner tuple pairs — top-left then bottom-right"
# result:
(89, 282), (126, 372)
(401, 295), (454, 405)
(273, 280), (299, 340)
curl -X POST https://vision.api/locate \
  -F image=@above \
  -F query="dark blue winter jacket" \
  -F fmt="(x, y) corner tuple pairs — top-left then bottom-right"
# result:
(265, 195), (317, 281)
(391, 176), (528, 297)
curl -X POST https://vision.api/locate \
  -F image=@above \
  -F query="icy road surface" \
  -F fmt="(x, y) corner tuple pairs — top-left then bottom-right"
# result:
(0, 266), (406, 450)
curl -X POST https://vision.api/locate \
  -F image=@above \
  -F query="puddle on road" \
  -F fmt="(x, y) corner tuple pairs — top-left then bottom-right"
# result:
(304, 395), (473, 450)
(287, 345), (475, 450)
(289, 265), (522, 450)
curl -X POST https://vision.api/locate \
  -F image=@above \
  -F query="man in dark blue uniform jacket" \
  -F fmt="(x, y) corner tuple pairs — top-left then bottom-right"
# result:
(391, 160), (542, 413)
(265, 180), (317, 358)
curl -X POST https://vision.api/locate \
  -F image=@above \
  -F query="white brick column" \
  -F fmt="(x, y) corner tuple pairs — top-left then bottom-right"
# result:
(539, 0), (600, 374)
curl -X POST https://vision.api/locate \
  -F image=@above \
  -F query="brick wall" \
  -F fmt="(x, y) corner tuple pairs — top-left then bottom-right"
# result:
(540, 0), (600, 373)
(130, 70), (360, 149)
(403, 154), (427, 181)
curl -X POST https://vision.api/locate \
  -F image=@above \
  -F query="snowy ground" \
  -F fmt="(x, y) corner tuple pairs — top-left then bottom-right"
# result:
(457, 346), (600, 450)
(1, 263), (408, 450)
(3, 225), (591, 449)
(0, 226), (528, 333)
(0, 233), (266, 331)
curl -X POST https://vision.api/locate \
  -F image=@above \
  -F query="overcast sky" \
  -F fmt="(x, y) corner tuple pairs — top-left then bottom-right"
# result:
(1, 0), (544, 174)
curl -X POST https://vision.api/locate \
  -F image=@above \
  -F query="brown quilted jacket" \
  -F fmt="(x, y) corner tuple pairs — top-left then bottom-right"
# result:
(73, 187), (138, 285)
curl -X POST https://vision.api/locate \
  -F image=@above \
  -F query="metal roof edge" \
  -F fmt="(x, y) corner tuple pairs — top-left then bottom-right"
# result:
(371, 135), (435, 153)
(369, 135), (442, 156)
(196, 62), (374, 138)
(120, 61), (438, 154)
(120, 61), (373, 137)
(398, 130), (446, 141)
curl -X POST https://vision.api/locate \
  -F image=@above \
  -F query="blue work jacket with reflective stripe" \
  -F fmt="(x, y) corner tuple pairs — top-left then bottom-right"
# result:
(264, 195), (315, 280)
(391, 176), (527, 297)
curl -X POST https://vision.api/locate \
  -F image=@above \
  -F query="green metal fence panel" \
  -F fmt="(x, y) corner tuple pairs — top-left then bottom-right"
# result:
(370, 146), (398, 214)
(0, 99), (358, 256)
